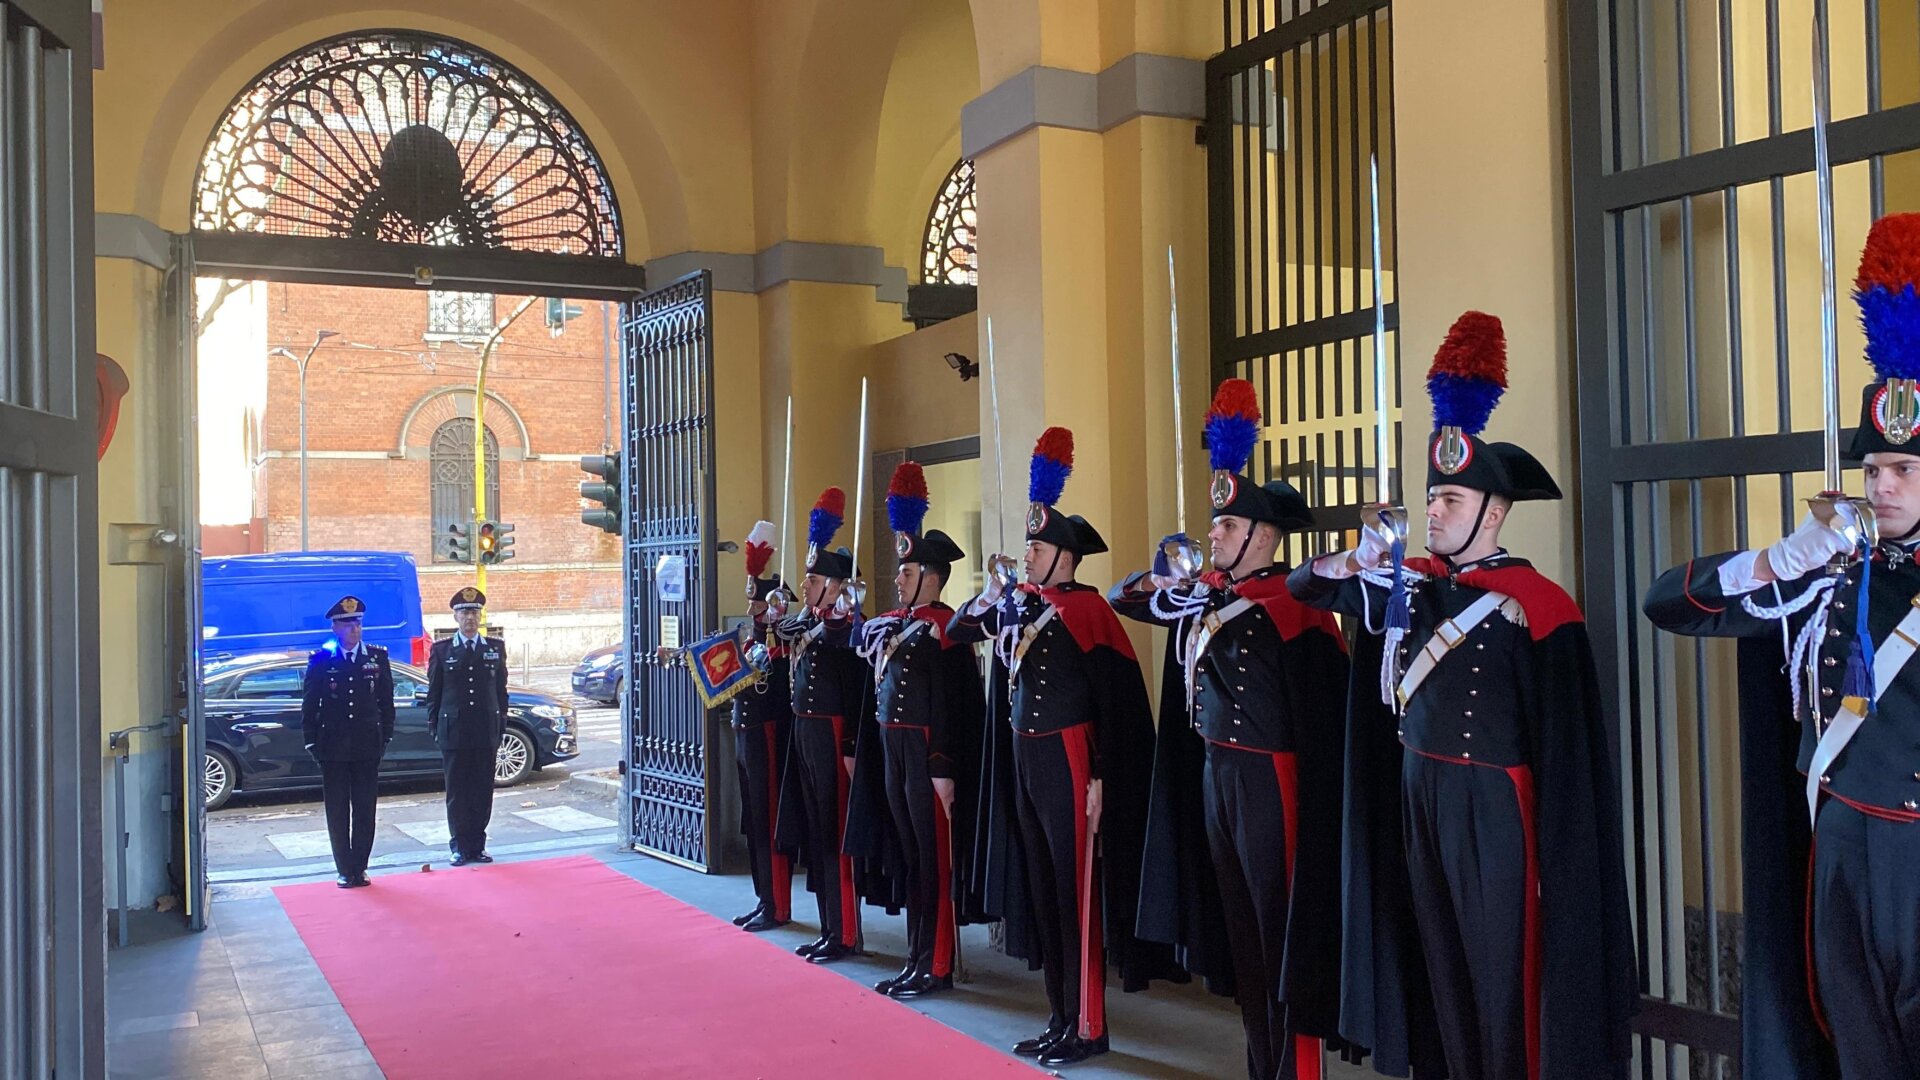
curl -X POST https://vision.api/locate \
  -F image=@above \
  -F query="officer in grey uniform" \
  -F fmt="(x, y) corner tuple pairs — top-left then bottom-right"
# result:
(301, 595), (396, 888)
(425, 586), (509, 866)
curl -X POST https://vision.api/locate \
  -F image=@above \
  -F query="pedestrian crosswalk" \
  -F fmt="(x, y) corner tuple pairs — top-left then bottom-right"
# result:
(259, 805), (619, 863)
(575, 707), (620, 743)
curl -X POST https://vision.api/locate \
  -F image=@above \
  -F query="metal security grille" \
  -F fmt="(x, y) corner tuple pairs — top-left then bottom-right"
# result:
(0, 1), (103, 1073)
(1568, 2), (1920, 1074)
(1206, 0), (1397, 564)
(428, 418), (499, 561)
(620, 272), (719, 869)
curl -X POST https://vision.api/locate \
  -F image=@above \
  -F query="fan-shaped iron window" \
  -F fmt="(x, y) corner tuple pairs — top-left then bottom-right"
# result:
(921, 159), (977, 286)
(194, 30), (622, 257)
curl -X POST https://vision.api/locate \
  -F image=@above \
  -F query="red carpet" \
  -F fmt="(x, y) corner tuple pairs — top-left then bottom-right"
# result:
(275, 855), (1034, 1078)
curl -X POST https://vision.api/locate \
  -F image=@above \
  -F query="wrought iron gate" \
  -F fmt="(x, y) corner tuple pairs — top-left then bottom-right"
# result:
(0, 0), (103, 1073)
(1569, 2), (1920, 1074)
(619, 272), (721, 870)
(1206, 0), (1397, 561)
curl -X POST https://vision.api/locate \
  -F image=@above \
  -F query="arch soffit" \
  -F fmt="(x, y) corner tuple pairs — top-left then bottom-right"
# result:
(135, 2), (690, 256)
(398, 386), (532, 461)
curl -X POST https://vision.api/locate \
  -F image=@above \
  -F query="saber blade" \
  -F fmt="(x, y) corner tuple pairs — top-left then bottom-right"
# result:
(1371, 154), (1392, 506)
(1813, 8), (1841, 494)
(780, 395), (794, 588)
(986, 316), (1007, 554)
(1169, 246), (1188, 532)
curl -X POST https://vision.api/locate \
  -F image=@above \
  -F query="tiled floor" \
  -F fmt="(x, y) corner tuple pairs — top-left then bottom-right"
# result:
(108, 844), (1373, 1079)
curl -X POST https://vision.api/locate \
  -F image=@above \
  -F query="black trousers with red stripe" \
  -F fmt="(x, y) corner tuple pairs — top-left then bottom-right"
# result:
(1204, 742), (1317, 1080)
(1401, 751), (1539, 1080)
(1011, 724), (1105, 1040)
(793, 713), (859, 945)
(1811, 797), (1920, 1079)
(735, 721), (791, 921)
(882, 725), (955, 979)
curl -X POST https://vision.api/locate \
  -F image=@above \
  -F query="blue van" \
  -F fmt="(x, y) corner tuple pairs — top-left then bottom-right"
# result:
(202, 551), (430, 667)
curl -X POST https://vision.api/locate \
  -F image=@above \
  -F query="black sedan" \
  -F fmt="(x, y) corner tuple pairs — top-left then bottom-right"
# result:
(199, 651), (580, 810)
(570, 642), (624, 704)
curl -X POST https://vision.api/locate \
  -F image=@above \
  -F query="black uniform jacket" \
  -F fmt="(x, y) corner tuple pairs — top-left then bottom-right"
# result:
(733, 625), (801, 860)
(842, 602), (990, 920)
(1109, 566), (1351, 1033)
(946, 582), (1186, 991)
(772, 608), (902, 910)
(425, 635), (509, 749)
(301, 643), (396, 762)
(1289, 555), (1637, 1080)
(1641, 547), (1920, 1080)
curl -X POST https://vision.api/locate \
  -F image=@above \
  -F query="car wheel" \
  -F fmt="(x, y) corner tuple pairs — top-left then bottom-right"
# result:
(204, 748), (238, 811)
(494, 727), (535, 787)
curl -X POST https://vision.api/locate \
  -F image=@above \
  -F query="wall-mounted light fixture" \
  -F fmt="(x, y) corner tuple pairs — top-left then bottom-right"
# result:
(943, 352), (979, 381)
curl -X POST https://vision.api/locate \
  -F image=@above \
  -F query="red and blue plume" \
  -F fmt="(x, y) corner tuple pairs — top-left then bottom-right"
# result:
(1204, 378), (1262, 472)
(887, 461), (929, 535)
(1854, 213), (1920, 381)
(808, 487), (845, 549)
(1426, 310), (1508, 435)
(1028, 427), (1074, 506)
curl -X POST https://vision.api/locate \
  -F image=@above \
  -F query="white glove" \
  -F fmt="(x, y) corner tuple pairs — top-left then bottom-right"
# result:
(1765, 512), (1857, 581)
(1352, 521), (1394, 570)
(978, 563), (1008, 606)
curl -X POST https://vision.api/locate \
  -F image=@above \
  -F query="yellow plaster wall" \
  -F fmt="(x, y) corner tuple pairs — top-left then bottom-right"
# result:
(95, 257), (179, 909)
(1393, 0), (1577, 586)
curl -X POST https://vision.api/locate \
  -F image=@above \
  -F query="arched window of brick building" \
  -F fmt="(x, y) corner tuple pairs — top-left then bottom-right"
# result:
(921, 159), (977, 286)
(430, 419), (501, 561)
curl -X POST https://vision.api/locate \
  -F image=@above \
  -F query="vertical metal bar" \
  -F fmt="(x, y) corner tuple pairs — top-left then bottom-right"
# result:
(0, 467), (19, 1079)
(1866, 0), (1884, 215)
(20, 25), (43, 414)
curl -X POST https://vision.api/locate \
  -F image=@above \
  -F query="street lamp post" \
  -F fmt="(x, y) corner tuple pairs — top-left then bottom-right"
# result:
(269, 329), (338, 551)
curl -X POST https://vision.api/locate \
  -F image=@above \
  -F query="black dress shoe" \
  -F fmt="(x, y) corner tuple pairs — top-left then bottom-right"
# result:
(795, 934), (832, 957)
(1039, 1034), (1109, 1066)
(741, 911), (788, 933)
(336, 875), (354, 889)
(450, 853), (470, 867)
(872, 962), (918, 994)
(887, 972), (953, 999)
(805, 942), (855, 964)
(470, 852), (494, 864)
(1011, 1026), (1068, 1057)
(733, 902), (768, 927)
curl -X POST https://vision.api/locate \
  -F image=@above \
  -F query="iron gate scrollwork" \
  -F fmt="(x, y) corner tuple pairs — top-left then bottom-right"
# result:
(1206, 0), (1398, 566)
(620, 272), (720, 869)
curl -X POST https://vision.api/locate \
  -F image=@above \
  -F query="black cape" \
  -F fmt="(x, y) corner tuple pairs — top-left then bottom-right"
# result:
(1331, 562), (1637, 1079)
(1128, 576), (1353, 1036)
(842, 613), (990, 922)
(953, 588), (1186, 991)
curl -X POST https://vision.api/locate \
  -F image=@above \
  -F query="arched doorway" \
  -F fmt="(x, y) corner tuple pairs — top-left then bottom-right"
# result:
(176, 29), (721, 926)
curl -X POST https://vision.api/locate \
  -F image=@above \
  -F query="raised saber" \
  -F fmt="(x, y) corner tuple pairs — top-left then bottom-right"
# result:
(765, 395), (795, 619)
(1808, 9), (1875, 550)
(985, 318), (1019, 588)
(846, 377), (872, 613)
(1163, 249), (1203, 579)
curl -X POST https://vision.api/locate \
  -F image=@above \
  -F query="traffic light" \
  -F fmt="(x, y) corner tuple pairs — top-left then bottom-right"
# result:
(446, 520), (474, 563)
(545, 297), (585, 336)
(479, 521), (515, 564)
(580, 453), (622, 535)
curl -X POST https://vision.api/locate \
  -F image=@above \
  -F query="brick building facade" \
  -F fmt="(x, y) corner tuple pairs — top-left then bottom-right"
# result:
(231, 282), (624, 663)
